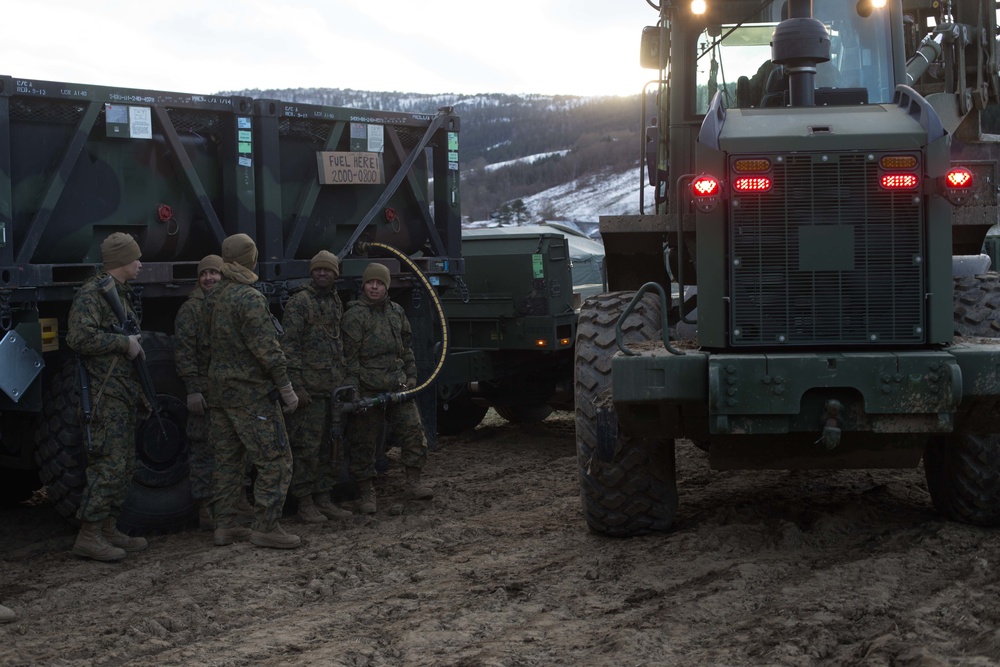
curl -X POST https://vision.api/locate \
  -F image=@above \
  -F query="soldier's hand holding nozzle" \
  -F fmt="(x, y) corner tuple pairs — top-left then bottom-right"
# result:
(186, 392), (207, 416)
(278, 383), (299, 414)
(126, 334), (145, 361)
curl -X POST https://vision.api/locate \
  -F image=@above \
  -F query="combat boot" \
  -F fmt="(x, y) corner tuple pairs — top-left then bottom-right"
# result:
(403, 467), (434, 500)
(72, 521), (126, 562)
(198, 500), (213, 531)
(296, 495), (328, 523)
(236, 492), (255, 524)
(102, 517), (149, 552)
(214, 525), (252, 546)
(314, 493), (352, 519)
(250, 524), (301, 549)
(358, 480), (377, 514)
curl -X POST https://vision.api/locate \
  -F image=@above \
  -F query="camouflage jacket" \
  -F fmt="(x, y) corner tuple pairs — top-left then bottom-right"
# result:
(342, 294), (416, 394)
(207, 277), (290, 408)
(282, 282), (344, 397)
(66, 273), (141, 404)
(174, 286), (211, 397)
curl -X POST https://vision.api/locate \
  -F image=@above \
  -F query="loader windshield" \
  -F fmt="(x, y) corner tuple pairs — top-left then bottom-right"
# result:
(695, 0), (894, 112)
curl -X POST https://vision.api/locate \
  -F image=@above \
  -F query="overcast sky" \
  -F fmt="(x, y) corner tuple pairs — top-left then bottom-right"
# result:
(5, 1), (661, 98)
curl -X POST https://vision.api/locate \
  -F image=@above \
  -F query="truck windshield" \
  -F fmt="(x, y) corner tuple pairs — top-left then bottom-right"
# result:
(695, 1), (894, 113)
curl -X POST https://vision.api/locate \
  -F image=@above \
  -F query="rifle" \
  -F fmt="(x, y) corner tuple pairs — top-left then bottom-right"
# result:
(97, 274), (168, 439)
(77, 357), (94, 452)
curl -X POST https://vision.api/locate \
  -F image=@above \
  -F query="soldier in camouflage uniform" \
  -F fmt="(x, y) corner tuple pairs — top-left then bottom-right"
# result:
(174, 254), (254, 530)
(208, 233), (301, 549)
(283, 250), (353, 523)
(342, 262), (433, 514)
(66, 232), (150, 561)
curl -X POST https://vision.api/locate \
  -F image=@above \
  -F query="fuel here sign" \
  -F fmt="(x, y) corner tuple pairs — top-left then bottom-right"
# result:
(316, 152), (385, 185)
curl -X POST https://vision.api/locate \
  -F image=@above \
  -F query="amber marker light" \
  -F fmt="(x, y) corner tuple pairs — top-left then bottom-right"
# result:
(535, 339), (548, 348)
(733, 158), (771, 172)
(559, 337), (572, 346)
(879, 155), (917, 170)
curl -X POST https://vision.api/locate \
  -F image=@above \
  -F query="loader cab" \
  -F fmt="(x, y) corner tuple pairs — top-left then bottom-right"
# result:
(691, 0), (898, 113)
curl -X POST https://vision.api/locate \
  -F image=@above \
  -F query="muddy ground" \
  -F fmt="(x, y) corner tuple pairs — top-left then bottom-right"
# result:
(2, 409), (1000, 666)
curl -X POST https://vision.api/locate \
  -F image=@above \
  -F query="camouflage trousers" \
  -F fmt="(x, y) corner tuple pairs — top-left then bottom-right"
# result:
(347, 398), (426, 481)
(188, 408), (252, 501)
(77, 394), (138, 523)
(210, 397), (292, 533)
(186, 410), (213, 500)
(287, 395), (338, 499)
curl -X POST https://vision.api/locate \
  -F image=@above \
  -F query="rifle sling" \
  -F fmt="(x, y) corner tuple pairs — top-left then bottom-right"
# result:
(91, 355), (119, 417)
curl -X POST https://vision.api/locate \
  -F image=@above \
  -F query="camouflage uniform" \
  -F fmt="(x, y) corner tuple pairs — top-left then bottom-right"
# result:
(66, 274), (142, 523)
(208, 273), (293, 533)
(342, 292), (427, 481)
(174, 287), (213, 501)
(283, 281), (345, 500)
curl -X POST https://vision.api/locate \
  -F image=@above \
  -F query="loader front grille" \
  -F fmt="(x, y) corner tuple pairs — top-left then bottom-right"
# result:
(729, 153), (925, 346)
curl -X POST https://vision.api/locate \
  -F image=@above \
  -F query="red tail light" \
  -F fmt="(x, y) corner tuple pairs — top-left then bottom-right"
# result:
(880, 173), (919, 190)
(692, 176), (720, 196)
(691, 175), (721, 213)
(946, 167), (973, 188)
(733, 176), (772, 193)
(943, 166), (974, 205)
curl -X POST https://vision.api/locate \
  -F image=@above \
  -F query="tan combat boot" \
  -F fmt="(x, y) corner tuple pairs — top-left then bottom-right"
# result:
(72, 521), (126, 561)
(250, 524), (301, 549)
(358, 480), (377, 514)
(198, 500), (213, 531)
(296, 495), (328, 523)
(403, 467), (434, 500)
(314, 493), (352, 519)
(214, 525), (252, 546)
(236, 492), (255, 524)
(102, 517), (149, 552)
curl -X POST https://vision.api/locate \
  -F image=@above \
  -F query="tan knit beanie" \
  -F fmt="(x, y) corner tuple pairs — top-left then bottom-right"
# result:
(310, 250), (340, 277)
(197, 254), (223, 275)
(101, 232), (141, 270)
(361, 262), (391, 289)
(221, 233), (258, 270)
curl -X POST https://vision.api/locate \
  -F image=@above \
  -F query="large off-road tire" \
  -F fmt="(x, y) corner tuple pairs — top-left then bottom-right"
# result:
(495, 403), (553, 424)
(34, 333), (196, 534)
(924, 433), (1000, 526)
(436, 401), (489, 436)
(953, 273), (1000, 337)
(925, 273), (1000, 525)
(575, 291), (678, 537)
(0, 413), (42, 506)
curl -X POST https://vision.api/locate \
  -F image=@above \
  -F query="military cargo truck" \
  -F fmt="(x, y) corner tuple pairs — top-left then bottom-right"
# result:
(578, 0), (1000, 536)
(437, 230), (578, 434)
(0, 76), (461, 531)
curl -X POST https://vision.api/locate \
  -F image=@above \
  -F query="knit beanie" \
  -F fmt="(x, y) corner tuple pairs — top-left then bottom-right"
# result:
(101, 232), (141, 270)
(310, 250), (340, 277)
(361, 262), (391, 289)
(197, 254), (223, 275)
(221, 233), (258, 270)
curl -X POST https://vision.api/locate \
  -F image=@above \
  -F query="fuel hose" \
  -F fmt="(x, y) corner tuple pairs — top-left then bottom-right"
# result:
(347, 240), (450, 409)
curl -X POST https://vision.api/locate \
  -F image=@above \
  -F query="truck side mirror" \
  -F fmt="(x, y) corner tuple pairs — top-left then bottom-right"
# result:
(640, 26), (665, 70)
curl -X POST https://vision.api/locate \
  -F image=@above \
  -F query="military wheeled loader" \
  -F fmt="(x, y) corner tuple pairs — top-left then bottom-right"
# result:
(578, 0), (1000, 536)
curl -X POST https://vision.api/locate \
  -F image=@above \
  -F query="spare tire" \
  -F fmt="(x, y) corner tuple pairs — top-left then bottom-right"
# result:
(34, 332), (196, 534)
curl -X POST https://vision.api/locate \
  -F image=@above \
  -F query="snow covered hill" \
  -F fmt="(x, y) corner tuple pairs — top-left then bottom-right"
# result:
(519, 168), (656, 223)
